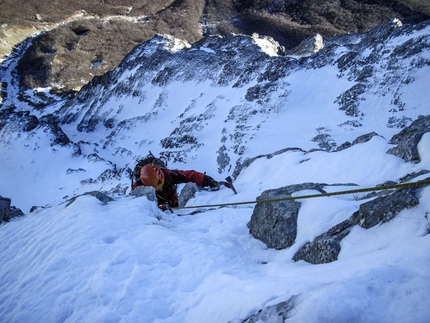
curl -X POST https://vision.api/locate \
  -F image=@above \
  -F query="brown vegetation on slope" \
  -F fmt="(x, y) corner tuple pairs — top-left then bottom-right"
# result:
(0, 0), (428, 93)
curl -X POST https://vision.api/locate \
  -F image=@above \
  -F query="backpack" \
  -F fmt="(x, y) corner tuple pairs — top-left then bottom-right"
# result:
(132, 151), (167, 183)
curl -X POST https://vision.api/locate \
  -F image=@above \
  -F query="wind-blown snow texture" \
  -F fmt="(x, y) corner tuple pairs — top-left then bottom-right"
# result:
(0, 19), (430, 322)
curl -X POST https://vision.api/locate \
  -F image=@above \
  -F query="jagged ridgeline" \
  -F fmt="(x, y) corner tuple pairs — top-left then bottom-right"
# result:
(55, 20), (429, 171)
(0, 15), (430, 322)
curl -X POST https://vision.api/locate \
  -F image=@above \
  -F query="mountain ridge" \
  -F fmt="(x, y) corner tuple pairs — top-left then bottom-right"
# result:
(0, 18), (429, 213)
(2, 0), (429, 92)
(0, 16), (429, 323)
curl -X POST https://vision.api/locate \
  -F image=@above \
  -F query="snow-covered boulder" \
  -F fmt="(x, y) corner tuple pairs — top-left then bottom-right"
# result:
(293, 181), (425, 264)
(388, 114), (430, 163)
(247, 183), (326, 249)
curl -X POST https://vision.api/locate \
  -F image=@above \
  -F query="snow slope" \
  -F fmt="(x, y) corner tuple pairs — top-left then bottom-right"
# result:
(1, 20), (430, 212)
(0, 19), (430, 323)
(0, 139), (429, 322)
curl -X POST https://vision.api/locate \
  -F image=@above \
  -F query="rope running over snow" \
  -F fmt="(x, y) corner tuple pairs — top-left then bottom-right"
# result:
(179, 179), (430, 209)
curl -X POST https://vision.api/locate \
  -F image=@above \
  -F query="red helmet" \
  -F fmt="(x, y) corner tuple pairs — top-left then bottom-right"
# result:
(140, 164), (165, 190)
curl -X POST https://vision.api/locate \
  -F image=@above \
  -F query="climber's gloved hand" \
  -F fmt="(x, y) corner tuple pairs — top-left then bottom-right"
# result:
(202, 175), (219, 189)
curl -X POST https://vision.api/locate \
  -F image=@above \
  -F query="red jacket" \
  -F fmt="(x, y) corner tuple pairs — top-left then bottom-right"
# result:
(132, 168), (206, 207)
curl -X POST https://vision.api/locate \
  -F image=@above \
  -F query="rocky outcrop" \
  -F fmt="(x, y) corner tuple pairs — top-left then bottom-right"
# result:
(129, 186), (157, 202)
(2, 19), (428, 180)
(1, 18), (430, 216)
(239, 178), (430, 323)
(232, 147), (305, 180)
(65, 191), (114, 207)
(336, 132), (382, 152)
(3, 0), (427, 94)
(178, 183), (199, 208)
(0, 107), (73, 147)
(293, 182), (425, 264)
(358, 186), (420, 228)
(239, 295), (297, 323)
(285, 34), (324, 58)
(0, 105), (39, 132)
(247, 183), (326, 249)
(247, 172), (426, 264)
(38, 114), (70, 146)
(387, 115), (430, 163)
(0, 196), (11, 223)
(0, 195), (24, 224)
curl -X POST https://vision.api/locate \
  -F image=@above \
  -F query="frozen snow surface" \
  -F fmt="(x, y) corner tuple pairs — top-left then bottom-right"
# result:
(1, 20), (430, 322)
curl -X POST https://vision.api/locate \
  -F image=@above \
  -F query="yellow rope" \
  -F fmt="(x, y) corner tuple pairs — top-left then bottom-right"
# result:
(179, 179), (430, 209)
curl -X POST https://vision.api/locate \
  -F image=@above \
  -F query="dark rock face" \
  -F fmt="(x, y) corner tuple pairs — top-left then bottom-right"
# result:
(248, 197), (300, 250)
(248, 177), (424, 255)
(356, 187), (420, 229)
(240, 295), (297, 323)
(0, 107), (71, 147)
(0, 106), (39, 132)
(352, 132), (382, 145)
(130, 186), (157, 203)
(336, 114), (430, 158)
(292, 206), (359, 264)
(400, 169), (430, 182)
(247, 183), (326, 249)
(293, 182), (425, 264)
(1, 17), (429, 222)
(2, 19), (429, 179)
(242, 180), (430, 323)
(387, 115), (430, 163)
(38, 114), (70, 146)
(9, 206), (24, 219)
(178, 183), (199, 208)
(293, 238), (343, 264)
(336, 131), (382, 152)
(335, 82), (367, 117)
(65, 191), (114, 206)
(233, 148), (305, 180)
(0, 196), (11, 223)
(0, 195), (24, 223)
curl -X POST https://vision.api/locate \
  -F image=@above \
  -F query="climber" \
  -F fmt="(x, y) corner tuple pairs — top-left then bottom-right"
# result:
(132, 164), (220, 210)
